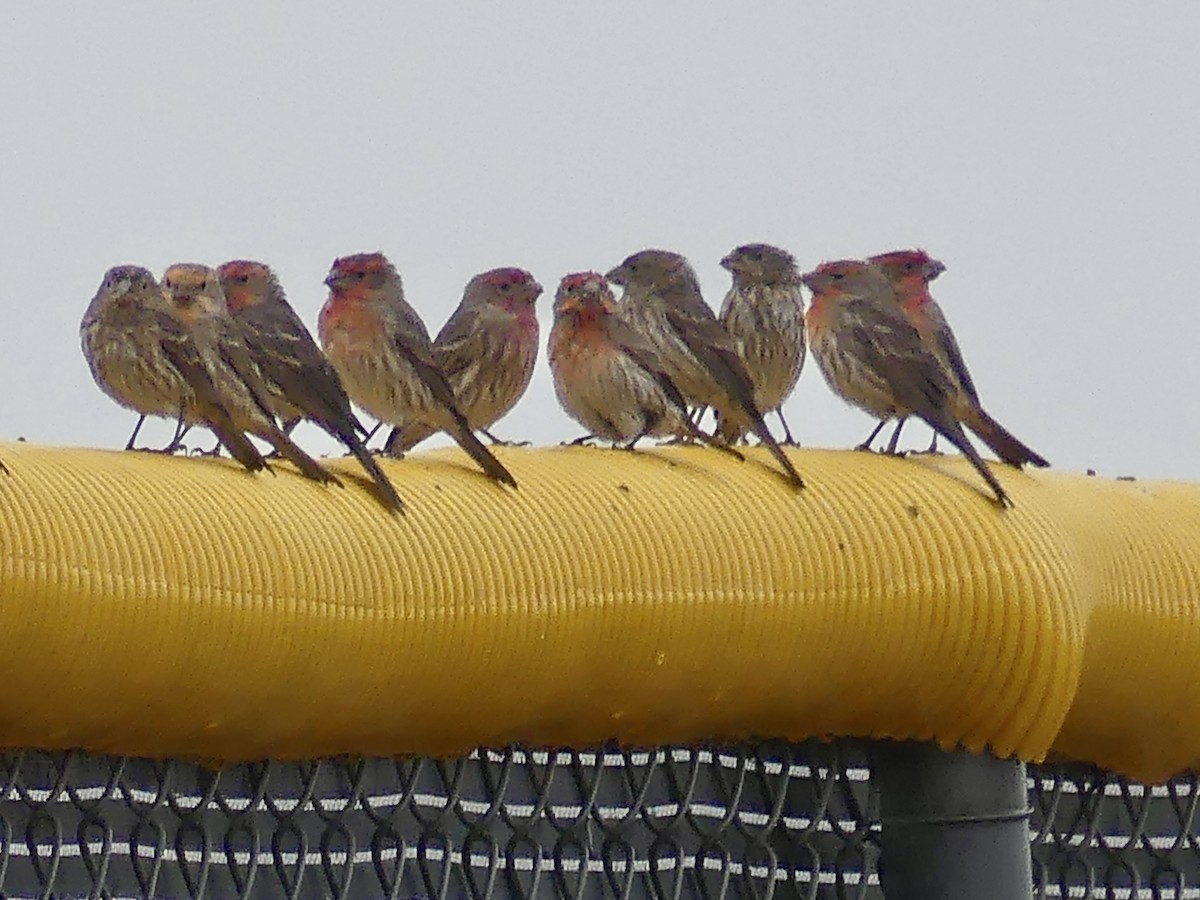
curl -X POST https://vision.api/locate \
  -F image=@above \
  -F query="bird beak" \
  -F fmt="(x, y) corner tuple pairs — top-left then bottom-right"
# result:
(925, 259), (947, 280)
(531, 281), (544, 298)
(604, 266), (625, 286)
(799, 272), (823, 292)
(323, 273), (339, 289)
(719, 254), (735, 270)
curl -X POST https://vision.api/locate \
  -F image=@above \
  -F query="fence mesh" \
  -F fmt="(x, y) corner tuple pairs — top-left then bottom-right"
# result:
(0, 740), (1196, 899)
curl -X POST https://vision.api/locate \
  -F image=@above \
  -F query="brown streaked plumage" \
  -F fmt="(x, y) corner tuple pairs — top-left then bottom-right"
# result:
(161, 263), (337, 484)
(218, 260), (403, 511)
(718, 243), (807, 444)
(803, 258), (1010, 506)
(384, 266), (541, 455)
(606, 249), (803, 488)
(318, 252), (517, 488)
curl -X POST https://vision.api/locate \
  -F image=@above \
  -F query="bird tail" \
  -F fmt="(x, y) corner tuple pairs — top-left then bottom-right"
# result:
(259, 425), (341, 485)
(684, 416), (745, 462)
(961, 406), (1049, 468)
(383, 422), (437, 457)
(214, 426), (268, 473)
(195, 402), (268, 473)
(343, 431), (405, 512)
(448, 416), (518, 488)
(706, 353), (803, 487)
(925, 413), (1011, 507)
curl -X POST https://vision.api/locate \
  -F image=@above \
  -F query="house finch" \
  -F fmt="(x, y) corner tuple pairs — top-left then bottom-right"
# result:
(317, 252), (517, 488)
(802, 259), (1010, 506)
(160, 264), (337, 484)
(384, 266), (541, 455)
(717, 243), (807, 444)
(549, 272), (743, 456)
(81, 265), (262, 469)
(606, 249), (804, 487)
(81, 266), (186, 450)
(218, 260), (404, 512)
(869, 249), (1048, 468)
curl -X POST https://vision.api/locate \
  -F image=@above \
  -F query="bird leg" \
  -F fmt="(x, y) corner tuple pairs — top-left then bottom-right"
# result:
(124, 415), (147, 451)
(856, 419), (889, 452)
(777, 409), (799, 446)
(482, 429), (530, 447)
(885, 418), (908, 455)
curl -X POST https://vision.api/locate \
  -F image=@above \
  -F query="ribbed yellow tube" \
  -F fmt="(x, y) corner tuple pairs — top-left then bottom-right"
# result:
(0, 442), (1196, 782)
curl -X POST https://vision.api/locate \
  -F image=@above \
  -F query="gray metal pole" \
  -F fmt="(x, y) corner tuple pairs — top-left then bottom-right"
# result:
(873, 740), (1033, 900)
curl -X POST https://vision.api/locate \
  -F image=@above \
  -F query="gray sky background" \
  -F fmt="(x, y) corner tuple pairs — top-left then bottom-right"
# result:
(3, 2), (1198, 481)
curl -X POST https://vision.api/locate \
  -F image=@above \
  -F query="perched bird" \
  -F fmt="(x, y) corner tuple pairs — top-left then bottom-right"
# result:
(318, 252), (517, 487)
(549, 272), (743, 456)
(384, 266), (541, 455)
(160, 263), (336, 484)
(802, 259), (1010, 506)
(869, 249), (1048, 468)
(606, 249), (804, 487)
(81, 265), (260, 467)
(218, 260), (404, 512)
(718, 243), (807, 444)
(80, 266), (189, 451)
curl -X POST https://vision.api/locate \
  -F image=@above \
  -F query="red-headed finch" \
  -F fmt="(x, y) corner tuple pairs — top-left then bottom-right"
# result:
(606, 249), (803, 488)
(718, 243), (806, 444)
(869, 249), (1048, 468)
(384, 266), (541, 455)
(549, 272), (742, 456)
(803, 259), (1010, 506)
(82, 264), (259, 467)
(218, 260), (404, 512)
(160, 263), (336, 484)
(318, 252), (517, 487)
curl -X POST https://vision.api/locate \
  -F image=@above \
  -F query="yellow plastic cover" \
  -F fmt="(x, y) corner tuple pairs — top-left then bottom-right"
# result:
(0, 442), (1196, 783)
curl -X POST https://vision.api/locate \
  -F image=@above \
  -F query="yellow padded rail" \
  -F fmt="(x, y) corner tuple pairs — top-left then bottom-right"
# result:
(0, 441), (1197, 782)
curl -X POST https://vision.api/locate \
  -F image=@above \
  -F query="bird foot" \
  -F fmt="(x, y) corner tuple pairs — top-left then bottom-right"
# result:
(565, 434), (597, 447)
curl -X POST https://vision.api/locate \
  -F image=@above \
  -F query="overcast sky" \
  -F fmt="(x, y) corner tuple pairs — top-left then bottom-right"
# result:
(2, 2), (1197, 480)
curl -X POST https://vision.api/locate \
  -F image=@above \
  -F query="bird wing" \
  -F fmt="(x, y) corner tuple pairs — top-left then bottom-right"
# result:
(842, 297), (955, 415)
(605, 316), (691, 414)
(238, 303), (365, 434)
(927, 300), (980, 403)
(431, 306), (485, 381)
(661, 298), (761, 417)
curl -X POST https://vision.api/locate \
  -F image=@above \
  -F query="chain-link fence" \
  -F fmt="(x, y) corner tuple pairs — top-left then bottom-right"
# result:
(0, 740), (1196, 898)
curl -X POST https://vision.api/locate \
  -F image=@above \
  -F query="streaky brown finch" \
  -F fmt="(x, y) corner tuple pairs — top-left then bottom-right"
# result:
(82, 264), (263, 469)
(317, 252), (517, 487)
(803, 259), (1011, 506)
(718, 243), (806, 445)
(606, 249), (803, 488)
(161, 263), (336, 484)
(218, 260), (404, 512)
(384, 266), (541, 455)
(549, 272), (742, 457)
(869, 249), (1048, 468)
